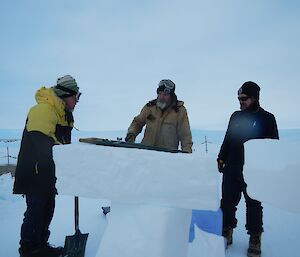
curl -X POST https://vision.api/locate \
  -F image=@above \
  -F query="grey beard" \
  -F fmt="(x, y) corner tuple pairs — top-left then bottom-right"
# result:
(156, 100), (167, 110)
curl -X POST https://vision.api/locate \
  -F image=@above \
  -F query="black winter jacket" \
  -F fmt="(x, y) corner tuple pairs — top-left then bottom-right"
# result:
(218, 107), (279, 167)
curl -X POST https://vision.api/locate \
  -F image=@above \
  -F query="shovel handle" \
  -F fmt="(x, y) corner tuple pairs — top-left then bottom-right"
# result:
(75, 196), (79, 231)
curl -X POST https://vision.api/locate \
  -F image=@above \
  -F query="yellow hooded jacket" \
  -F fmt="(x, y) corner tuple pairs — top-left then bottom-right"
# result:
(27, 87), (74, 143)
(13, 87), (74, 194)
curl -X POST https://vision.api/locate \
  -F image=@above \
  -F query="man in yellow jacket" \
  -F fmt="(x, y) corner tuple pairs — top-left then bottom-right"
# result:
(125, 79), (193, 153)
(13, 75), (81, 257)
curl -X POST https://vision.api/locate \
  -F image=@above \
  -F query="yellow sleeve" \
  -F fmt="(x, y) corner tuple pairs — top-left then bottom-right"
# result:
(178, 107), (193, 153)
(127, 105), (149, 136)
(26, 103), (58, 141)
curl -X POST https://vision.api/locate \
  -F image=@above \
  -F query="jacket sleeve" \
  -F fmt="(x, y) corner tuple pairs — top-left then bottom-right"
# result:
(28, 131), (55, 177)
(269, 114), (279, 139)
(55, 111), (74, 144)
(26, 104), (58, 142)
(127, 105), (149, 136)
(178, 107), (193, 153)
(25, 104), (57, 177)
(218, 113), (235, 161)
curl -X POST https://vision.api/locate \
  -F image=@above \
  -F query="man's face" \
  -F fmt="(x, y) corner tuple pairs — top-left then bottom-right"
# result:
(238, 93), (255, 110)
(64, 95), (77, 112)
(157, 91), (172, 109)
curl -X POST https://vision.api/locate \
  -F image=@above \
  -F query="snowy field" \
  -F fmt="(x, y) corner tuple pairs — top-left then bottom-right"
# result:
(1, 129), (299, 257)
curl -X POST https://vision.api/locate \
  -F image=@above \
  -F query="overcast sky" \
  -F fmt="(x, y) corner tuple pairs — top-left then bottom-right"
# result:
(0, 0), (299, 131)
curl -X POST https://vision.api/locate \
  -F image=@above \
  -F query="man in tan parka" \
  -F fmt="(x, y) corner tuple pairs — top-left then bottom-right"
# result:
(125, 79), (193, 153)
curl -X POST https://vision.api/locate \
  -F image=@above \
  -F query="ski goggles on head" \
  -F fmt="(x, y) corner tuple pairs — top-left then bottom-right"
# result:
(157, 80), (175, 94)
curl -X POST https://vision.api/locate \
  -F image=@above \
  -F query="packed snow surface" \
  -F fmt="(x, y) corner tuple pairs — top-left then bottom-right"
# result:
(1, 130), (300, 257)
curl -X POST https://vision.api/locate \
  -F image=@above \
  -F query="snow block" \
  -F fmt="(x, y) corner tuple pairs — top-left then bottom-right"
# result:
(96, 204), (191, 257)
(244, 139), (300, 213)
(54, 143), (220, 210)
(188, 225), (225, 257)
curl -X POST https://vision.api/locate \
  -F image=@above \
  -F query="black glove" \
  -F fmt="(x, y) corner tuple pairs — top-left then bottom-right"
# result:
(125, 133), (136, 143)
(217, 158), (225, 173)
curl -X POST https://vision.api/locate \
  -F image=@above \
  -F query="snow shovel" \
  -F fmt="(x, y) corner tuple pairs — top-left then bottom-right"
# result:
(63, 196), (89, 257)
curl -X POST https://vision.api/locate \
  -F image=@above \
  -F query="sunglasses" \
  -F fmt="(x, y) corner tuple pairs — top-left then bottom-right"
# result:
(238, 96), (250, 102)
(75, 91), (82, 102)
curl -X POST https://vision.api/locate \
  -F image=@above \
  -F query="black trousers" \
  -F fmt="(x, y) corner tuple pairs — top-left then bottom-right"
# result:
(20, 194), (56, 249)
(221, 165), (263, 235)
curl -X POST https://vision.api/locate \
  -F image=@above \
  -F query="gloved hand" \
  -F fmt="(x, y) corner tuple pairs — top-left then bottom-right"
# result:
(217, 158), (225, 173)
(125, 133), (136, 143)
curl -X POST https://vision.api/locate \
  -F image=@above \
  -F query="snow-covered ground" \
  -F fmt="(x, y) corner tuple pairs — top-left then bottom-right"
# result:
(0, 177), (107, 257)
(1, 129), (300, 257)
(1, 173), (300, 257)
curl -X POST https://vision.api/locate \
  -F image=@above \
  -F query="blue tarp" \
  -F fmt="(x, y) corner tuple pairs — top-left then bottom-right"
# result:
(189, 209), (222, 242)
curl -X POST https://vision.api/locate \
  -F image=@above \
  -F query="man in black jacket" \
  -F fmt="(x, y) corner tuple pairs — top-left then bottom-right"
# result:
(13, 75), (81, 257)
(217, 81), (278, 257)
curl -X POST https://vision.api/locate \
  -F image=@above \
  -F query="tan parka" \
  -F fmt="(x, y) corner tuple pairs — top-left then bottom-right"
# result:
(127, 99), (193, 153)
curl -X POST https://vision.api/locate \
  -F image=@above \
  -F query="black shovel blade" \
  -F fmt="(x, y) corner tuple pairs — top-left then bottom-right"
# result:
(63, 229), (89, 257)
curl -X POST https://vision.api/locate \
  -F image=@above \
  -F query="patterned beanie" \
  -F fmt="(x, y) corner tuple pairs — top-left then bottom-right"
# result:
(54, 75), (79, 98)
